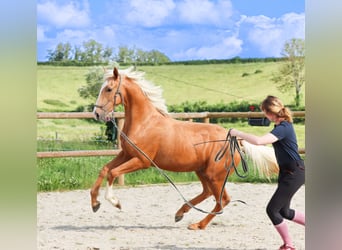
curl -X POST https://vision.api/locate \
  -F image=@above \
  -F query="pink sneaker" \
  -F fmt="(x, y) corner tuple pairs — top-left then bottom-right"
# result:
(279, 243), (296, 250)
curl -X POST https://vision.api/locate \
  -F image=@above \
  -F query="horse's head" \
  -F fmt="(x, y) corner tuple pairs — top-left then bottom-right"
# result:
(93, 67), (122, 121)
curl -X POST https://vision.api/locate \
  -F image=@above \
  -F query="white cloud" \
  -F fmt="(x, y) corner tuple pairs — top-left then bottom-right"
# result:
(281, 12), (305, 40)
(37, 25), (49, 42)
(240, 15), (276, 29)
(55, 29), (90, 45)
(37, 25), (116, 60)
(241, 12), (305, 56)
(174, 35), (243, 60)
(37, 0), (91, 28)
(102, 26), (115, 40)
(92, 26), (119, 49)
(248, 28), (283, 56)
(42, 26), (117, 56)
(177, 0), (233, 25)
(125, 0), (176, 27)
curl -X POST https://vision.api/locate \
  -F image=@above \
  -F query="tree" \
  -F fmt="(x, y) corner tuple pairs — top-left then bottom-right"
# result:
(272, 38), (305, 107)
(78, 66), (106, 102)
(115, 46), (171, 65)
(135, 48), (148, 63)
(102, 46), (114, 63)
(147, 50), (170, 64)
(78, 63), (120, 104)
(45, 40), (170, 66)
(80, 39), (104, 64)
(47, 42), (72, 61)
(73, 45), (82, 61)
(116, 46), (135, 64)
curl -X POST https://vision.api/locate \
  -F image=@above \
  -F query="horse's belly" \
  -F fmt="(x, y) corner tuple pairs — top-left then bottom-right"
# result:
(156, 160), (203, 172)
(153, 146), (205, 172)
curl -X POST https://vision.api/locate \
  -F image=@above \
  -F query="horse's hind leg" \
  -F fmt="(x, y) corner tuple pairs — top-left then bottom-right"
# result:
(175, 172), (212, 223)
(188, 173), (231, 230)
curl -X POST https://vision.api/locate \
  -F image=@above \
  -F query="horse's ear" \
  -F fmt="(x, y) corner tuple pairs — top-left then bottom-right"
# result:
(113, 67), (119, 80)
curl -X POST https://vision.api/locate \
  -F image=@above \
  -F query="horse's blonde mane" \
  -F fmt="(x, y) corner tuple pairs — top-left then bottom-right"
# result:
(105, 67), (168, 115)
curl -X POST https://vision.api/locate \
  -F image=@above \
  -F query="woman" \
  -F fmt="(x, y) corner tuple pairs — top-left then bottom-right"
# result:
(230, 95), (305, 250)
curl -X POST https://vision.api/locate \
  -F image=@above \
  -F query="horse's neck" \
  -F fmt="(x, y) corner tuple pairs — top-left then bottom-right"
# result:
(123, 86), (161, 130)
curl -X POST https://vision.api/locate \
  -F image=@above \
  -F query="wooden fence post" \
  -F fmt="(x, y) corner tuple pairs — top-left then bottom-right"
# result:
(117, 118), (125, 185)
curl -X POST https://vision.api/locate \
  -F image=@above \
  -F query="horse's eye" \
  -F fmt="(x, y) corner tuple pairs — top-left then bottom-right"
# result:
(107, 88), (112, 92)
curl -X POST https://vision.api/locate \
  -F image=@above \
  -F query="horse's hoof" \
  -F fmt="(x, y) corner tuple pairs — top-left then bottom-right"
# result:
(115, 201), (122, 210)
(175, 215), (184, 222)
(92, 202), (101, 213)
(187, 223), (204, 230)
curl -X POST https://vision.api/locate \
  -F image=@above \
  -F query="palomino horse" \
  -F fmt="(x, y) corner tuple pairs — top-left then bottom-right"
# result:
(91, 67), (279, 230)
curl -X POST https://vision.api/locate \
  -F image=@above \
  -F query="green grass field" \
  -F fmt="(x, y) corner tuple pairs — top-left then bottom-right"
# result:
(37, 62), (302, 111)
(37, 63), (305, 191)
(140, 63), (295, 105)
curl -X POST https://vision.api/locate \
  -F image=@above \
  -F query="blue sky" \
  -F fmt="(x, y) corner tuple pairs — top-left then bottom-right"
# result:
(37, 0), (305, 62)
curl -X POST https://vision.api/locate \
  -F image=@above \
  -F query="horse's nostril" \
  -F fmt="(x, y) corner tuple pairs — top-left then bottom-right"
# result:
(94, 112), (100, 120)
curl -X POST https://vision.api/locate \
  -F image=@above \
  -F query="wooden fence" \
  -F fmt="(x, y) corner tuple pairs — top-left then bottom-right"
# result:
(37, 111), (305, 158)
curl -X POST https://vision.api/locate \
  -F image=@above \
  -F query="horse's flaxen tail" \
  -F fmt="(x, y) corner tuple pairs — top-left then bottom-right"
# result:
(241, 140), (279, 180)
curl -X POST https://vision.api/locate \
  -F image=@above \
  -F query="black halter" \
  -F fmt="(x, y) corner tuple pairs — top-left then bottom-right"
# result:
(113, 74), (123, 110)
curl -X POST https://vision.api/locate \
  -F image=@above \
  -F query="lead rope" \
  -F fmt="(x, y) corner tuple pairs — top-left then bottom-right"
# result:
(214, 129), (249, 205)
(215, 129), (249, 178)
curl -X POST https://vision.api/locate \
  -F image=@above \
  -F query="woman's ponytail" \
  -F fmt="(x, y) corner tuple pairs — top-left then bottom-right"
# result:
(261, 95), (293, 123)
(282, 107), (293, 123)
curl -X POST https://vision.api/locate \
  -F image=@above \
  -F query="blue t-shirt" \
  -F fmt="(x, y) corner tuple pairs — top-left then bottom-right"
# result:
(271, 121), (301, 166)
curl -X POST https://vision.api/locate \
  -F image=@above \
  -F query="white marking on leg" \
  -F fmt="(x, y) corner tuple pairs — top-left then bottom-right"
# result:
(105, 182), (120, 207)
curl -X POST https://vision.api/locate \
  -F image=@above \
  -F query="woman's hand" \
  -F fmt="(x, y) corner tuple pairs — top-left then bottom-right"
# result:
(229, 128), (240, 137)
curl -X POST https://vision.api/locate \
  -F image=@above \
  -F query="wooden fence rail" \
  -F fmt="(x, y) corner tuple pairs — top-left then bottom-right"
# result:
(37, 111), (305, 119)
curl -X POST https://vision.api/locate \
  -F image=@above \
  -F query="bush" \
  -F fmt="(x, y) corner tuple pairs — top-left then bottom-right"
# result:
(168, 100), (262, 123)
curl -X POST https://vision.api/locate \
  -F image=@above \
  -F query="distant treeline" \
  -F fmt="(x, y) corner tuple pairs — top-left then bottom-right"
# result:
(163, 57), (286, 65)
(38, 39), (288, 66)
(37, 56), (286, 67)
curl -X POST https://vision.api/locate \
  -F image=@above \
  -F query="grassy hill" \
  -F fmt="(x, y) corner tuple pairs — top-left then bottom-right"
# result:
(37, 66), (92, 112)
(140, 63), (298, 106)
(37, 62), (304, 111)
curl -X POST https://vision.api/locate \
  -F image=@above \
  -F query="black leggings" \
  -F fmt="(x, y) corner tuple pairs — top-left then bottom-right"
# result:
(266, 160), (305, 225)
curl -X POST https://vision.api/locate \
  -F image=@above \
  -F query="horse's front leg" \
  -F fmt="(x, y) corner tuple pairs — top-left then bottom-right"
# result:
(90, 151), (126, 212)
(90, 165), (108, 212)
(104, 156), (149, 210)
